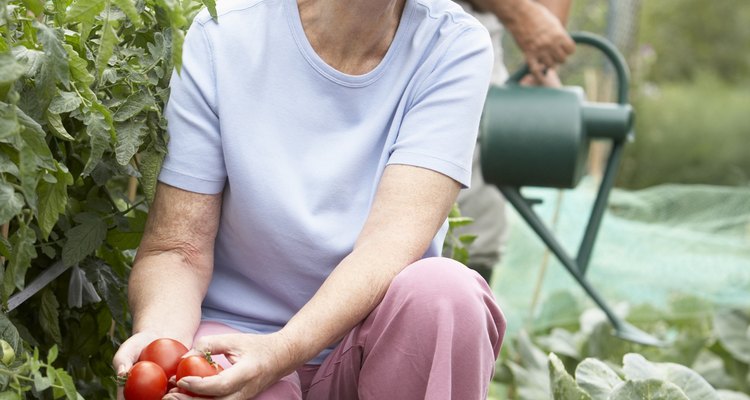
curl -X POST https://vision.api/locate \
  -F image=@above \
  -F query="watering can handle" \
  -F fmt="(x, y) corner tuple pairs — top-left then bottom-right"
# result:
(506, 32), (631, 105)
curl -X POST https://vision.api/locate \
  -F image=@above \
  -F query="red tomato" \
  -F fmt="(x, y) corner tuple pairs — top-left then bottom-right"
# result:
(175, 354), (223, 397)
(138, 338), (189, 378)
(124, 361), (168, 400)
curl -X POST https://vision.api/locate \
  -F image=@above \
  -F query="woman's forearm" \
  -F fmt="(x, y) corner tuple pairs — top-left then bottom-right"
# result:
(279, 165), (460, 367)
(279, 240), (417, 365)
(128, 183), (222, 345)
(128, 252), (213, 345)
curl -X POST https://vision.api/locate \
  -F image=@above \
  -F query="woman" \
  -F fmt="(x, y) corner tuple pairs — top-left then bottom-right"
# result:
(113, 0), (506, 398)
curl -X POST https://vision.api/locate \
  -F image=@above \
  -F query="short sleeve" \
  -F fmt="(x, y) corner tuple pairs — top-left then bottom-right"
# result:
(387, 26), (493, 188)
(158, 19), (227, 194)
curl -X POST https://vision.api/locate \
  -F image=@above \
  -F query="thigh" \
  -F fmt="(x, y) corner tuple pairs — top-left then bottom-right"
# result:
(303, 325), (364, 400)
(192, 321), (304, 400)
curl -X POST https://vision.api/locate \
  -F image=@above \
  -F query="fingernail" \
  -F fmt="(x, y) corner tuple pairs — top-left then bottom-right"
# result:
(117, 365), (127, 375)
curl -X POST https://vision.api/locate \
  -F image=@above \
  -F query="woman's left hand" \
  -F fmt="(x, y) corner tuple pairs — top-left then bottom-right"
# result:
(164, 332), (297, 399)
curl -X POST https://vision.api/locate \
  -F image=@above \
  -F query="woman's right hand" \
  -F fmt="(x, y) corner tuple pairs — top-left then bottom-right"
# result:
(112, 331), (163, 400)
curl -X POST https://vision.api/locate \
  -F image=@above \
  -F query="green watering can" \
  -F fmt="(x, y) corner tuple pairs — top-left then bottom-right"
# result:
(480, 32), (663, 346)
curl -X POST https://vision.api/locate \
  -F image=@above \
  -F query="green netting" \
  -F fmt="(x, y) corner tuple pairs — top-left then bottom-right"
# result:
(491, 180), (750, 335)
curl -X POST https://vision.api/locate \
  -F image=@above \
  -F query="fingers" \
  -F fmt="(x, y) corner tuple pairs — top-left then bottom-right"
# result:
(527, 56), (554, 83)
(176, 363), (249, 398)
(113, 332), (158, 376)
(191, 333), (244, 357)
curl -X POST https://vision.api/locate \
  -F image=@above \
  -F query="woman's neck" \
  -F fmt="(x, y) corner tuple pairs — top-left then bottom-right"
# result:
(297, 0), (406, 75)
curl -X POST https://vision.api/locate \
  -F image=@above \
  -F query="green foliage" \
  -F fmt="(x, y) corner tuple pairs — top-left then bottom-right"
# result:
(495, 294), (750, 399)
(618, 75), (750, 189)
(443, 203), (477, 265)
(0, 340), (82, 399)
(638, 0), (750, 85)
(0, 0), (210, 396)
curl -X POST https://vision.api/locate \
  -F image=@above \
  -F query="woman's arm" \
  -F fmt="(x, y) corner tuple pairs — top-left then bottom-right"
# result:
(178, 164), (460, 398)
(113, 183), (222, 373)
(282, 164), (460, 362)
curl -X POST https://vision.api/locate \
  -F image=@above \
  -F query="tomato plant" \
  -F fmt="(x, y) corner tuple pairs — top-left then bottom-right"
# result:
(0, 0), (216, 394)
(123, 361), (168, 400)
(138, 338), (189, 378)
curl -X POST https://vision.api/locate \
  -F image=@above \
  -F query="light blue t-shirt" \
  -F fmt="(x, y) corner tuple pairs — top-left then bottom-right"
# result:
(159, 0), (493, 363)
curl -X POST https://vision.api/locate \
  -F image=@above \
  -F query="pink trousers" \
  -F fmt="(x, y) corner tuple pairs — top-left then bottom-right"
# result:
(194, 257), (506, 399)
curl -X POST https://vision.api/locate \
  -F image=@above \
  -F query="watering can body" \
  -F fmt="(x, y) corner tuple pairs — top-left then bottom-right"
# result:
(475, 33), (665, 346)
(481, 85), (589, 188)
(479, 32), (634, 189)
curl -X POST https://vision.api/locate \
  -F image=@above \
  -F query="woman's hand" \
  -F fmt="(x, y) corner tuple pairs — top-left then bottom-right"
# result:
(165, 332), (297, 399)
(112, 331), (164, 400)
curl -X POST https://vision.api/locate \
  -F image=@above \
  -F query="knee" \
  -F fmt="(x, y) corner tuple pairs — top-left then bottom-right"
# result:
(389, 257), (506, 346)
(392, 257), (486, 303)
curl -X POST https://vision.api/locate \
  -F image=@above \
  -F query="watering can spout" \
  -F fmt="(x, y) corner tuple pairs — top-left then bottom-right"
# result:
(583, 103), (634, 141)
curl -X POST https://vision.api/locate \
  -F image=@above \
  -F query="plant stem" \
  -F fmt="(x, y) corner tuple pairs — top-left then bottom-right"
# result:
(0, 367), (67, 391)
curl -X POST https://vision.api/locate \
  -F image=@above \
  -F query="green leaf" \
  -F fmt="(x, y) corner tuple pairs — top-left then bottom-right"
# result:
(114, 120), (146, 165)
(95, 17), (119, 79)
(22, 0), (45, 17)
(0, 152), (19, 177)
(47, 344), (58, 364)
(64, 44), (94, 87)
(157, 0), (187, 28)
(12, 46), (45, 78)
(0, 52), (25, 86)
(111, 0), (142, 27)
(16, 105), (55, 170)
(717, 390), (750, 400)
(0, 313), (22, 357)
(536, 291), (583, 331)
(18, 142), (39, 210)
(538, 328), (580, 359)
(575, 358), (623, 400)
(447, 216), (474, 228)
(139, 147), (166, 203)
(48, 91), (82, 114)
(608, 379), (689, 400)
(55, 367), (78, 400)
(37, 162), (72, 238)
(32, 370), (52, 392)
(0, 182), (23, 225)
(171, 27), (185, 75)
(549, 353), (591, 400)
(0, 101), (21, 143)
(714, 310), (750, 364)
(62, 214), (107, 266)
(0, 390), (22, 399)
(83, 109), (112, 176)
(113, 91), (155, 122)
(85, 260), (127, 326)
(45, 111), (75, 141)
(458, 234), (477, 246)
(622, 353), (720, 400)
(40, 289), (62, 344)
(65, 0), (106, 24)
(33, 21), (70, 89)
(3, 223), (37, 298)
(202, 0), (217, 19)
